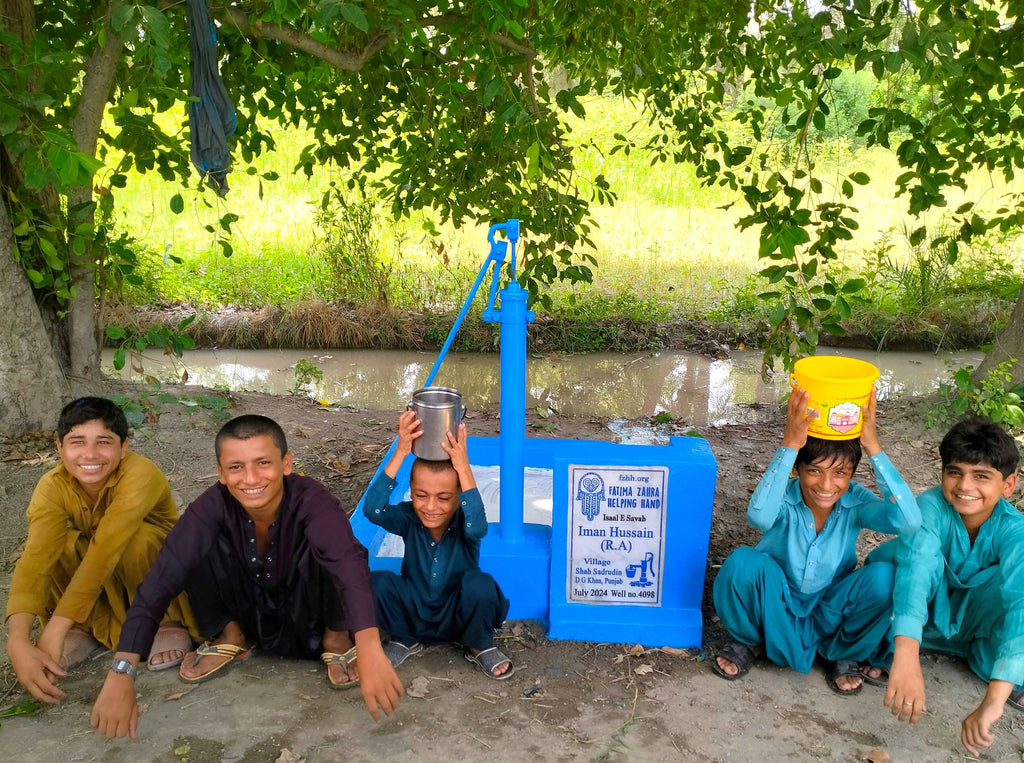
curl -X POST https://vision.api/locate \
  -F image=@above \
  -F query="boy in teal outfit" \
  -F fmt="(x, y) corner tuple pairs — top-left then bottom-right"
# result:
(712, 386), (920, 694)
(882, 417), (1024, 756)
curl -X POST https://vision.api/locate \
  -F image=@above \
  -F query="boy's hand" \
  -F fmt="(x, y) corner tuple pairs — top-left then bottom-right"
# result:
(353, 629), (403, 721)
(859, 387), (882, 456)
(781, 387), (816, 450)
(884, 640), (927, 724)
(441, 423), (476, 491)
(396, 409), (423, 457)
(961, 699), (1002, 755)
(90, 671), (138, 738)
(7, 637), (66, 704)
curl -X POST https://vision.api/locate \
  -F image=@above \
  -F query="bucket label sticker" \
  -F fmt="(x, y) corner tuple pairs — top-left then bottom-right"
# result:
(567, 464), (668, 606)
(827, 401), (862, 434)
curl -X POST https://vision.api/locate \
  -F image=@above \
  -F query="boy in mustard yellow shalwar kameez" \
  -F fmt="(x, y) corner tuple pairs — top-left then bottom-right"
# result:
(5, 397), (196, 705)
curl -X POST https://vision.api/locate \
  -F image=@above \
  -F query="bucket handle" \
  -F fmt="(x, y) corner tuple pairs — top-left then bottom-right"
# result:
(406, 402), (469, 419)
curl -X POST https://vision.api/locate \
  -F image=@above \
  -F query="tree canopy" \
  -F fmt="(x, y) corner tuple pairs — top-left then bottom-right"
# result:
(1, 0), (1023, 433)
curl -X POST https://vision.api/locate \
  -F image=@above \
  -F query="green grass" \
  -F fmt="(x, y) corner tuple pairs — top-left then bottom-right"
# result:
(112, 96), (1023, 329)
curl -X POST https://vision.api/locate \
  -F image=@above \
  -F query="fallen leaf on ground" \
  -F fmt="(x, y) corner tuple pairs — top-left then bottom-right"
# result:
(862, 750), (891, 763)
(276, 750), (304, 763)
(174, 744), (190, 756)
(164, 686), (197, 701)
(659, 646), (686, 657)
(628, 644), (646, 657)
(634, 663), (654, 676)
(406, 675), (431, 698)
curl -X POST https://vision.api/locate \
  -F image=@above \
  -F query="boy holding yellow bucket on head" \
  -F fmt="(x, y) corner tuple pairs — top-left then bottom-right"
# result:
(712, 357), (921, 696)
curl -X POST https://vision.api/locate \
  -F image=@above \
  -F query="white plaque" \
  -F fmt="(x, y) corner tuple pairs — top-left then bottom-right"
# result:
(566, 464), (668, 605)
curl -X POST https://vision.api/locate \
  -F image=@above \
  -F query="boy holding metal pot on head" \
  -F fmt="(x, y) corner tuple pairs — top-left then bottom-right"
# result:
(711, 385), (921, 695)
(362, 408), (513, 679)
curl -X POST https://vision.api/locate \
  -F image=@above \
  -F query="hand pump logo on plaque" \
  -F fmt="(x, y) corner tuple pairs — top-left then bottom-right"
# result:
(567, 465), (668, 605)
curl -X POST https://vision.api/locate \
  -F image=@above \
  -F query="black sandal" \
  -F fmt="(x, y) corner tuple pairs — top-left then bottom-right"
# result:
(824, 659), (863, 696)
(711, 640), (757, 681)
(857, 663), (888, 688)
(1007, 688), (1024, 711)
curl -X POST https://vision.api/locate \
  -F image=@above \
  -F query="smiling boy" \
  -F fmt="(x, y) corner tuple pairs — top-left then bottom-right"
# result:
(712, 386), (920, 695)
(90, 414), (402, 739)
(6, 397), (195, 705)
(883, 417), (1024, 756)
(362, 410), (512, 679)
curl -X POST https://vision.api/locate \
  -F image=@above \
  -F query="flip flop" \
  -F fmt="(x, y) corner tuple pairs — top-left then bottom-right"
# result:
(61, 627), (104, 669)
(322, 646), (359, 690)
(464, 646), (514, 680)
(384, 641), (423, 668)
(857, 663), (888, 688)
(148, 626), (192, 672)
(179, 642), (252, 684)
(711, 640), (756, 681)
(824, 659), (863, 696)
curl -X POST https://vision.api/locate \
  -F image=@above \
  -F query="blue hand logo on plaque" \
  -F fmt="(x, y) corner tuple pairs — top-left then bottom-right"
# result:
(576, 472), (605, 520)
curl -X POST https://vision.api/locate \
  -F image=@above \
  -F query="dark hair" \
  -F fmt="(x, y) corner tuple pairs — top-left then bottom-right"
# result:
(939, 416), (1020, 478)
(57, 397), (128, 444)
(410, 457), (460, 489)
(215, 415), (288, 459)
(794, 435), (862, 473)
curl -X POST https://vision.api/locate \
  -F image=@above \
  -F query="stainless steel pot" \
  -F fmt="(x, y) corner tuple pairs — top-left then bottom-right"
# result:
(409, 386), (465, 461)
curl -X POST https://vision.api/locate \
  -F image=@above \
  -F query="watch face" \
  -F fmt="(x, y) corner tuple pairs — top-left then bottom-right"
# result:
(112, 658), (136, 676)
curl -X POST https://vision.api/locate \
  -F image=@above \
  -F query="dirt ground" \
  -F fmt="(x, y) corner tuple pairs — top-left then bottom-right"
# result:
(1, 385), (1022, 762)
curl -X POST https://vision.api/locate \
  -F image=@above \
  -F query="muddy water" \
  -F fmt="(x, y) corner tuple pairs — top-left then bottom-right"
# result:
(103, 347), (980, 426)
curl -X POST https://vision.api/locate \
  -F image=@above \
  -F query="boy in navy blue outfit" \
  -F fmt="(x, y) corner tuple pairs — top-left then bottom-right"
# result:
(362, 410), (513, 679)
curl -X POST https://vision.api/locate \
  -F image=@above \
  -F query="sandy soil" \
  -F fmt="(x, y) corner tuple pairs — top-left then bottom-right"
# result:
(1, 385), (1021, 763)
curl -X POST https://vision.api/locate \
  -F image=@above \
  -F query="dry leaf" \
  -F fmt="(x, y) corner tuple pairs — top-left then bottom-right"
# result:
(659, 646), (686, 657)
(613, 654), (625, 664)
(862, 751), (891, 763)
(406, 675), (431, 698)
(174, 744), (190, 756)
(628, 644), (646, 657)
(164, 685), (197, 701)
(634, 663), (654, 676)
(276, 750), (304, 763)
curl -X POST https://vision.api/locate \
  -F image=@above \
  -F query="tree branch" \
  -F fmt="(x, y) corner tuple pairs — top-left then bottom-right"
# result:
(218, 6), (390, 71)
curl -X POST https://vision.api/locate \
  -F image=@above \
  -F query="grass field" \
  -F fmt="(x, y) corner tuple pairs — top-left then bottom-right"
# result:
(111, 96), (1022, 338)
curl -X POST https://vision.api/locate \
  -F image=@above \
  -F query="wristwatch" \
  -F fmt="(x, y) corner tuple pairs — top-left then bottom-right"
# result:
(111, 657), (138, 678)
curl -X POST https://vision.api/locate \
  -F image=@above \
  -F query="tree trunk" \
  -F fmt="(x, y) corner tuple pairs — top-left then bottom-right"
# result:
(0, 201), (69, 434)
(66, 7), (124, 382)
(974, 286), (1024, 387)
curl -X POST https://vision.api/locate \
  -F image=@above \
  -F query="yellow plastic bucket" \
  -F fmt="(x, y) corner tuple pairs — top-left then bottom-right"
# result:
(789, 356), (880, 440)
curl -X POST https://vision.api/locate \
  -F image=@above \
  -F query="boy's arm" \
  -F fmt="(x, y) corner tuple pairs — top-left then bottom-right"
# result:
(853, 390), (922, 535)
(748, 387), (813, 530)
(886, 489), (946, 725)
(90, 651), (142, 739)
(747, 446), (797, 531)
(5, 611), (66, 704)
(961, 679), (1015, 756)
(440, 423), (487, 538)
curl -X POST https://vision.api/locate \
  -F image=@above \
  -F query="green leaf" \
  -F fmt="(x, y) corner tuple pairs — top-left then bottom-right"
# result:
(849, 172), (870, 185)
(113, 347), (126, 370)
(504, 19), (526, 39)
(339, 3), (369, 32)
(525, 141), (540, 180)
(0, 700), (43, 719)
(106, 325), (127, 340)
(170, 194), (184, 214)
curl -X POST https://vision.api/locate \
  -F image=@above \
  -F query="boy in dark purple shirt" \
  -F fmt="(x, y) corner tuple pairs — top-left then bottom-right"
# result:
(363, 410), (512, 679)
(90, 415), (403, 738)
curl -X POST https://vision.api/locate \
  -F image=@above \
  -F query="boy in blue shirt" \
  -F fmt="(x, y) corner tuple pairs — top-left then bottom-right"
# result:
(712, 386), (920, 695)
(362, 410), (513, 679)
(883, 417), (1024, 756)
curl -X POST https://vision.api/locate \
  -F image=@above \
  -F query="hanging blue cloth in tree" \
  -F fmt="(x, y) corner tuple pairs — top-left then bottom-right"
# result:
(187, 0), (235, 197)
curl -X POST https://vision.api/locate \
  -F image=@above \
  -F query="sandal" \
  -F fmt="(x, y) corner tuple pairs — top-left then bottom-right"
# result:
(148, 626), (192, 672)
(464, 646), (514, 680)
(384, 641), (423, 669)
(322, 646), (359, 690)
(857, 663), (888, 688)
(711, 640), (756, 681)
(179, 642), (252, 684)
(1008, 688), (1024, 712)
(824, 659), (863, 696)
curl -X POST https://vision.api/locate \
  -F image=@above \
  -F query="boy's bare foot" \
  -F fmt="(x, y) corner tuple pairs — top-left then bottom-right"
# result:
(61, 627), (102, 669)
(179, 622), (247, 681)
(323, 629), (358, 686)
